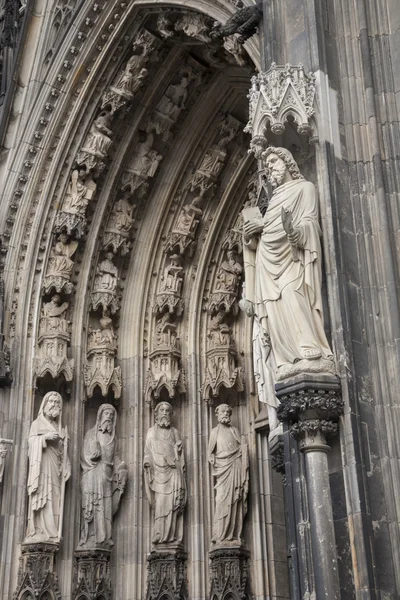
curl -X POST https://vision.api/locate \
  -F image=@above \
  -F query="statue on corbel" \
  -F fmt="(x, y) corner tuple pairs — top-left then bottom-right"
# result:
(84, 310), (122, 399)
(54, 168), (97, 239)
(121, 132), (163, 198)
(188, 118), (240, 199)
(42, 233), (78, 295)
(102, 30), (156, 114)
(154, 254), (184, 316)
(35, 294), (74, 383)
(90, 251), (120, 314)
(147, 71), (197, 141)
(76, 109), (113, 173)
(165, 195), (203, 257)
(103, 193), (136, 256)
(203, 243), (244, 402)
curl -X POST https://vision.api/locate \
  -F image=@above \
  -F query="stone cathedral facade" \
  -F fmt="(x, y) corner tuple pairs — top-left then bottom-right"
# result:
(0, 1), (399, 600)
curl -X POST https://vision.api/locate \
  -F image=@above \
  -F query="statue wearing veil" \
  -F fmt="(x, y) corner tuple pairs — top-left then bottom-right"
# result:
(79, 404), (127, 550)
(24, 392), (70, 544)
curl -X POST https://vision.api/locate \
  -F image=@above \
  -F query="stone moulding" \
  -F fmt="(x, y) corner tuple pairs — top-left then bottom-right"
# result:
(245, 63), (318, 156)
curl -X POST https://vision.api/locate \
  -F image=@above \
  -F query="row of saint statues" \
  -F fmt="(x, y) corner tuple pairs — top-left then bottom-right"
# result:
(24, 147), (336, 550)
(24, 393), (248, 550)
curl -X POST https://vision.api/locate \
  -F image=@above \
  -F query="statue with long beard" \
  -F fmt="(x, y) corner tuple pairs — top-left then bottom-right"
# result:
(144, 402), (187, 546)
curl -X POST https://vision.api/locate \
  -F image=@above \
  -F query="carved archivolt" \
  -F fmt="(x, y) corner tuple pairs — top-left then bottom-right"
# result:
(0, 3), (265, 600)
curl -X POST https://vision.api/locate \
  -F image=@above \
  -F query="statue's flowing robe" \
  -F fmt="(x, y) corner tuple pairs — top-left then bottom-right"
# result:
(26, 414), (68, 542)
(144, 425), (186, 544)
(80, 428), (117, 548)
(208, 425), (249, 543)
(244, 180), (332, 369)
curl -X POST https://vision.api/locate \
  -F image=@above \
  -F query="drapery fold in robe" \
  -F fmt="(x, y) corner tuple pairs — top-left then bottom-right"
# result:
(144, 425), (186, 545)
(79, 404), (126, 549)
(243, 179), (333, 370)
(25, 399), (69, 543)
(208, 424), (249, 544)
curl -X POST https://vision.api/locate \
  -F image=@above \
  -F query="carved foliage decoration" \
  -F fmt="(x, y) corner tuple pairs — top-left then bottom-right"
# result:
(245, 63), (317, 156)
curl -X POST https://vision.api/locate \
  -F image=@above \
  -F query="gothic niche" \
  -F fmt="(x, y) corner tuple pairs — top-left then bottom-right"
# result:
(203, 243), (244, 403)
(54, 168), (97, 239)
(35, 294), (74, 384)
(84, 309), (122, 400)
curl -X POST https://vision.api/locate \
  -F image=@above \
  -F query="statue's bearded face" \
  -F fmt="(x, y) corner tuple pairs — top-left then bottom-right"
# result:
(44, 395), (62, 419)
(217, 405), (232, 425)
(265, 153), (287, 188)
(155, 404), (172, 428)
(99, 408), (115, 434)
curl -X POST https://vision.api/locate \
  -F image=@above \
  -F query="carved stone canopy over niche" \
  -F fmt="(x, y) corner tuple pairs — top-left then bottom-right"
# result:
(245, 63), (318, 157)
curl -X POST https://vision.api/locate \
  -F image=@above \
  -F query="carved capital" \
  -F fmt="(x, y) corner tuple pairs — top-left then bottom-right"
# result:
(276, 375), (343, 446)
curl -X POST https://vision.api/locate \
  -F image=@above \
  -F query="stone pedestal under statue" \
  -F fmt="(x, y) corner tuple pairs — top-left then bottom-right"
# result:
(146, 546), (188, 600)
(14, 543), (60, 600)
(209, 546), (251, 600)
(73, 548), (111, 600)
(277, 374), (344, 600)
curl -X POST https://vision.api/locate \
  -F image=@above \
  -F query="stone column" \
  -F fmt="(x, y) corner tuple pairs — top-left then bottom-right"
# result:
(276, 374), (343, 600)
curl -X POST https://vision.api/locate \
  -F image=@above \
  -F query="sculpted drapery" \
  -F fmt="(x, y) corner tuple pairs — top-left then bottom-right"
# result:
(208, 404), (249, 545)
(25, 392), (70, 544)
(144, 402), (186, 546)
(79, 404), (127, 550)
(242, 147), (334, 383)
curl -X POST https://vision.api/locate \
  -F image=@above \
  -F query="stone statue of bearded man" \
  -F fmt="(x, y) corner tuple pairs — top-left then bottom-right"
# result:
(242, 147), (335, 384)
(144, 402), (186, 547)
(79, 404), (127, 550)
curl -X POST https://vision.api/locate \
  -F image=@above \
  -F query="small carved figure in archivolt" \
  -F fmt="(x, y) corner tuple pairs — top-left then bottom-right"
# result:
(43, 234), (78, 295)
